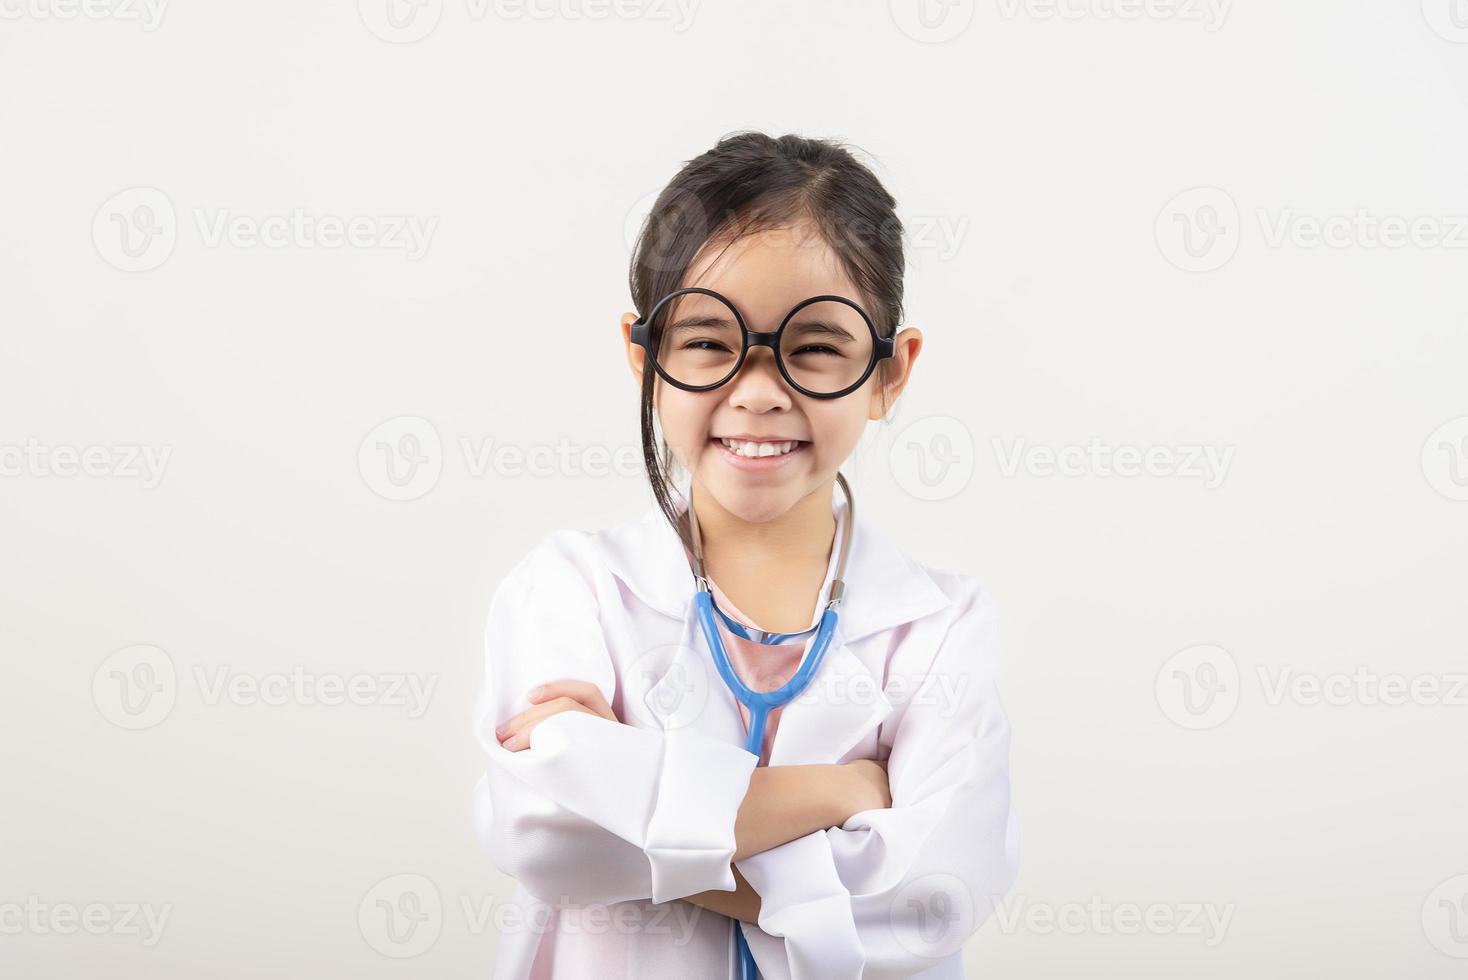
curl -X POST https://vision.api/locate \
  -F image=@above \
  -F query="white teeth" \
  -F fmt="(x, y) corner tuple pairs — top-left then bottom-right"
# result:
(719, 438), (802, 458)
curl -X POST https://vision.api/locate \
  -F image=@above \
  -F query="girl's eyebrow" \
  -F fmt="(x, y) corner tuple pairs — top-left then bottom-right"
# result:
(785, 319), (858, 342)
(666, 314), (737, 333)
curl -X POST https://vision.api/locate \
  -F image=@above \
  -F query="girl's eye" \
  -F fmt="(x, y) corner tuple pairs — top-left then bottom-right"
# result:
(685, 340), (735, 353)
(792, 344), (843, 357)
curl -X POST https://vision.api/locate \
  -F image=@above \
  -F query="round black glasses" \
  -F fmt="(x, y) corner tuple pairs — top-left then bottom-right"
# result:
(629, 287), (896, 400)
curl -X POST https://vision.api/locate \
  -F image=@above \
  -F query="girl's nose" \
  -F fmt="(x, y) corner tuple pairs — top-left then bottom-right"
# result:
(724, 347), (792, 407)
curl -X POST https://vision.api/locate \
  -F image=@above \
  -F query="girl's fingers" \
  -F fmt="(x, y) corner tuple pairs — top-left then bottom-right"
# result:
(496, 697), (592, 751)
(526, 679), (616, 721)
(494, 679), (619, 752)
(495, 682), (591, 734)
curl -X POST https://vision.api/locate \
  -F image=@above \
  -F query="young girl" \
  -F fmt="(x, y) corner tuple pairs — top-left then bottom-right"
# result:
(472, 131), (1018, 979)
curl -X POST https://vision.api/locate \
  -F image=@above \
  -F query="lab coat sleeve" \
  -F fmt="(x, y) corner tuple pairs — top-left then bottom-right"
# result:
(734, 579), (1020, 979)
(471, 530), (759, 907)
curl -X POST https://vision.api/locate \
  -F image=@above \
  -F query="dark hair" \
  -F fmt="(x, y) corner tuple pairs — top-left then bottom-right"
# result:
(627, 131), (907, 545)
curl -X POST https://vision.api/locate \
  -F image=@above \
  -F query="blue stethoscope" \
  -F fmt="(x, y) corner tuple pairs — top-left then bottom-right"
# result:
(686, 473), (855, 980)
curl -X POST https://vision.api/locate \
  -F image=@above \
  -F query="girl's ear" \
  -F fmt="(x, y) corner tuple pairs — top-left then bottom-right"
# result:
(621, 312), (646, 386)
(869, 326), (923, 420)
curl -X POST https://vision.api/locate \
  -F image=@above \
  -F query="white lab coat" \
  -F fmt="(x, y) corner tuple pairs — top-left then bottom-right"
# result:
(471, 486), (1019, 979)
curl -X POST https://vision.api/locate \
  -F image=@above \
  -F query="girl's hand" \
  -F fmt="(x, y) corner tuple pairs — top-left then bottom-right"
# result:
(494, 679), (618, 751)
(841, 758), (892, 818)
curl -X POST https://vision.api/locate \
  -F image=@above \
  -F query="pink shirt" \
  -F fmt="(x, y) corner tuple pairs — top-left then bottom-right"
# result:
(702, 581), (805, 766)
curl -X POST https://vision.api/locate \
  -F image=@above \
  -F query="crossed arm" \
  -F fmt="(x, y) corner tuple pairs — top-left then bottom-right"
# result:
(494, 678), (892, 925)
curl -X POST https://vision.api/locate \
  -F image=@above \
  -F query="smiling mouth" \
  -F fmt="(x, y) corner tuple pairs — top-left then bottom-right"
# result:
(712, 437), (810, 459)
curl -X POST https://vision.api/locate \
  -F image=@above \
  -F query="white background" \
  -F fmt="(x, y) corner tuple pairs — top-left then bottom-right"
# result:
(2, 0), (1467, 976)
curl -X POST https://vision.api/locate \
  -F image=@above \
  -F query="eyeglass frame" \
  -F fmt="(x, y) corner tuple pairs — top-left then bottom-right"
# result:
(629, 286), (896, 400)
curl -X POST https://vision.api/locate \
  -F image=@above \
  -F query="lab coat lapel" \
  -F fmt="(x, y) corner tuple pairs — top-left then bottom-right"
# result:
(765, 499), (955, 765)
(762, 620), (889, 766)
(639, 604), (750, 745)
(604, 499), (750, 746)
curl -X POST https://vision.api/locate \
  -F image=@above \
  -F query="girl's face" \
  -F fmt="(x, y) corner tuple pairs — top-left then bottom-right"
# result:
(622, 219), (922, 524)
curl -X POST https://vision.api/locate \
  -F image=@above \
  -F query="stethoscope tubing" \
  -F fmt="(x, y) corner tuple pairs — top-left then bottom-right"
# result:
(695, 596), (840, 980)
(684, 474), (855, 980)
